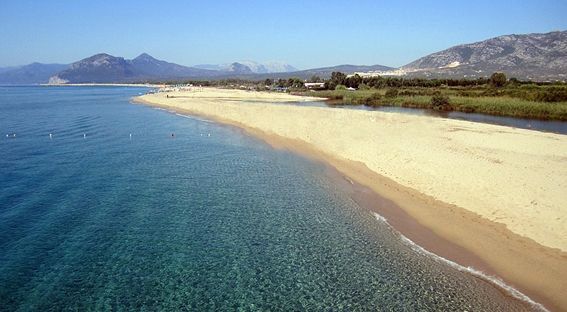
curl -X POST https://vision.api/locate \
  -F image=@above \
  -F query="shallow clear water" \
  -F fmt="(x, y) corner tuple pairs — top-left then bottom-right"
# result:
(0, 87), (535, 311)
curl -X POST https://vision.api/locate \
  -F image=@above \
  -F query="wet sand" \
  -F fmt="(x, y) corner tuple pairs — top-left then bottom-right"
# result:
(135, 88), (567, 311)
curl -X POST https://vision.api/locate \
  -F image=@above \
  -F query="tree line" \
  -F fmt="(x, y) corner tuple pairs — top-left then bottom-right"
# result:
(153, 71), (567, 103)
(155, 72), (565, 91)
(324, 71), (565, 90)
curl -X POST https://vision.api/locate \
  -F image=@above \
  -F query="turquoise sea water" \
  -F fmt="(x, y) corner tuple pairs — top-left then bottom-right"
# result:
(0, 87), (537, 311)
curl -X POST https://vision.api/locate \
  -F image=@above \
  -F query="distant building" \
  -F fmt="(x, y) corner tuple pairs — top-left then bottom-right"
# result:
(304, 82), (326, 89)
(271, 86), (288, 92)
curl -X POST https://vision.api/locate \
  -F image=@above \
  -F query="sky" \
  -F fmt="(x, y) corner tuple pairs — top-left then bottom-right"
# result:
(0, 0), (566, 69)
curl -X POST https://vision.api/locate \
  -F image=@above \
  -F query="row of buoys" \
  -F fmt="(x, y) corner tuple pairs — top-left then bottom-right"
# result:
(6, 132), (91, 139)
(6, 132), (211, 139)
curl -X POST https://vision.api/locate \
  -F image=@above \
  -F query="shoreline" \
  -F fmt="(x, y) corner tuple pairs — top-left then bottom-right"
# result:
(134, 89), (567, 311)
(252, 128), (547, 311)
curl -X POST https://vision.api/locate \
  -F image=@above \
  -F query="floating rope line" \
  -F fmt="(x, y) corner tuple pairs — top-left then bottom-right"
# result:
(3, 132), (216, 140)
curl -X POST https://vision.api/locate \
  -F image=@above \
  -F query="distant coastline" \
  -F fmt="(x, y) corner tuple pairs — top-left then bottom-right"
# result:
(41, 83), (164, 88)
(135, 87), (567, 311)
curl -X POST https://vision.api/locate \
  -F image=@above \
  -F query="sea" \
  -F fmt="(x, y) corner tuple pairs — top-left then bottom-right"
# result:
(0, 86), (540, 311)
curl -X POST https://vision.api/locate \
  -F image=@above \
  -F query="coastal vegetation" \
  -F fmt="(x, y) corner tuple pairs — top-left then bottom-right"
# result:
(297, 87), (567, 120)
(292, 72), (567, 120)
(158, 71), (567, 120)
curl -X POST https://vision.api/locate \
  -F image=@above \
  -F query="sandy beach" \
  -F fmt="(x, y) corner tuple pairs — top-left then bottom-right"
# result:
(136, 87), (567, 311)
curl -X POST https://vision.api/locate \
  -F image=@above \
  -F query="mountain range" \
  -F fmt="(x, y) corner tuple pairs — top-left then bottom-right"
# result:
(194, 61), (298, 74)
(400, 30), (567, 80)
(48, 53), (222, 84)
(0, 30), (565, 84)
(47, 56), (301, 84)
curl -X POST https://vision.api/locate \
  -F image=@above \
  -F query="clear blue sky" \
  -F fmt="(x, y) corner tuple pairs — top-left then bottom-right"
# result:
(1, 0), (566, 69)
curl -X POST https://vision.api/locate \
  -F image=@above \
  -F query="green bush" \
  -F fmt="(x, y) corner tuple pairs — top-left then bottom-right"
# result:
(490, 72), (507, 88)
(431, 93), (451, 110)
(335, 84), (347, 91)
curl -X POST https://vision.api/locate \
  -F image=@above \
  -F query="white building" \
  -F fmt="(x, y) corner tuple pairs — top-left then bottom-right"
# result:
(304, 82), (326, 89)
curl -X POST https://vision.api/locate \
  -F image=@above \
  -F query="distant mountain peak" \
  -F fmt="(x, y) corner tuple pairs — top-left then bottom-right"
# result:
(227, 62), (253, 74)
(193, 60), (298, 74)
(86, 53), (116, 60)
(133, 53), (157, 61)
(236, 60), (298, 73)
(53, 53), (134, 83)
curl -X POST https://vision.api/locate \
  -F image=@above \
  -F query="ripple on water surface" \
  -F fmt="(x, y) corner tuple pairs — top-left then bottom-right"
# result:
(0, 86), (539, 311)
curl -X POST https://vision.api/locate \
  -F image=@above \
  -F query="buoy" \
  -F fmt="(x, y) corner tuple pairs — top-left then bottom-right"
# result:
(5, 134), (8, 137)
(83, 133), (86, 138)
(207, 133), (210, 137)
(49, 133), (53, 139)
(13, 133), (16, 137)
(129, 133), (132, 139)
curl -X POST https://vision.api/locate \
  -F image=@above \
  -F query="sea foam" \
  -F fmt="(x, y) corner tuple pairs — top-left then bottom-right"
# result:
(372, 212), (549, 312)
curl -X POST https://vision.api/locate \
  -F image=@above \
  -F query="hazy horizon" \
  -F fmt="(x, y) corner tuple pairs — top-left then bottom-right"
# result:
(1, 0), (566, 69)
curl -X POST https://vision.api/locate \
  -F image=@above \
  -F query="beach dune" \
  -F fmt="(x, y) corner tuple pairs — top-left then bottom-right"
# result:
(137, 87), (567, 311)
